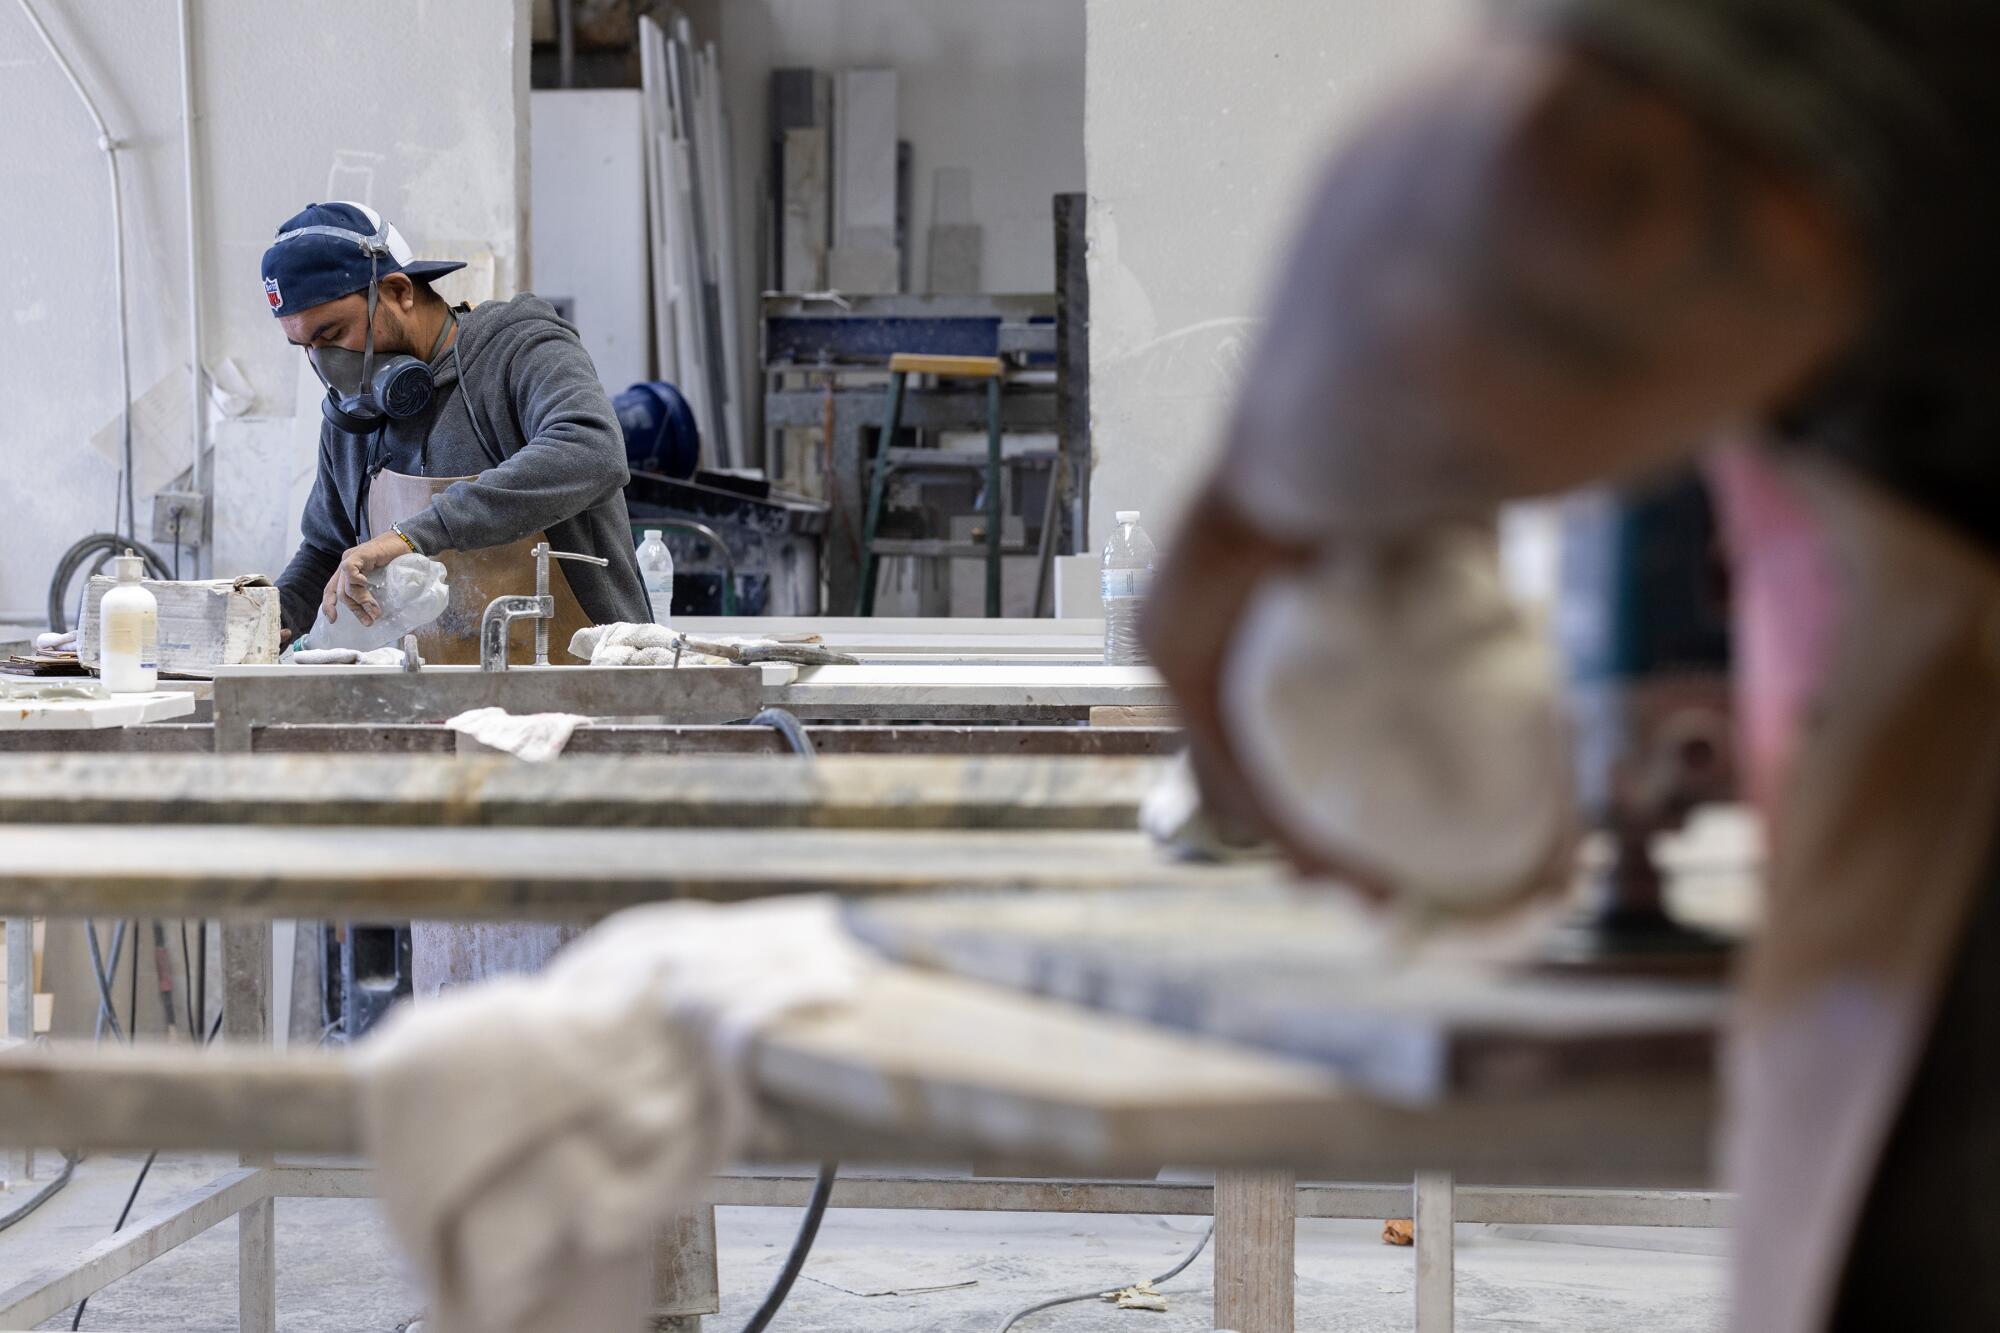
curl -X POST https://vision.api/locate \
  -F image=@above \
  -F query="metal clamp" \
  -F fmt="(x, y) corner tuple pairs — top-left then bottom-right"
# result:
(478, 542), (611, 672)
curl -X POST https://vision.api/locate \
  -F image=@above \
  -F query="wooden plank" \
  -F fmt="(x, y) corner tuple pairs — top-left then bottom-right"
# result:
(1215, 1168), (1296, 1333)
(0, 991), (1713, 1186)
(1090, 705), (1180, 728)
(0, 826), (1257, 922)
(1414, 1170), (1455, 1333)
(887, 353), (1005, 379)
(846, 885), (1727, 1103)
(0, 1167), (267, 1328)
(0, 755), (1165, 831)
(652, 1208), (720, 1319)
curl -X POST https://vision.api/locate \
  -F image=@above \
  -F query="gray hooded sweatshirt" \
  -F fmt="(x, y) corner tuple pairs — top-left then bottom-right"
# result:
(276, 293), (649, 637)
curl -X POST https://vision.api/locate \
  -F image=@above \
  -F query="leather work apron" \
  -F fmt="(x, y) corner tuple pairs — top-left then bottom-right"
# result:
(1728, 460), (2000, 1331)
(366, 466), (590, 992)
(365, 466), (594, 667)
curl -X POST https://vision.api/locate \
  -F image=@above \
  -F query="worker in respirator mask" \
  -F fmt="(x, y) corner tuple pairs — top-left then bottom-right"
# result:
(262, 201), (650, 662)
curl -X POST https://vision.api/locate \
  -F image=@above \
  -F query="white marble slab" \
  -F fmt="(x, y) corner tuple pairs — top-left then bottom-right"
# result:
(0, 691), (196, 731)
(772, 663), (1168, 710)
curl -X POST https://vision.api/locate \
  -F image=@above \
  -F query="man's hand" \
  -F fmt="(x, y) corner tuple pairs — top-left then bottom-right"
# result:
(322, 533), (411, 626)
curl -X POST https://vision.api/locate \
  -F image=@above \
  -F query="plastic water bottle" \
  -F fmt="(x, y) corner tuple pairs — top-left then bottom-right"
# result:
(304, 554), (450, 653)
(1101, 510), (1157, 666)
(637, 529), (675, 625)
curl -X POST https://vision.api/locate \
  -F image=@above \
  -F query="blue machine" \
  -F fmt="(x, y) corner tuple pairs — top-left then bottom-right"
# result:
(614, 380), (702, 480)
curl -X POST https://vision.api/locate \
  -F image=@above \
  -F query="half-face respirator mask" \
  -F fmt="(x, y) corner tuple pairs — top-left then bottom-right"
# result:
(278, 219), (451, 434)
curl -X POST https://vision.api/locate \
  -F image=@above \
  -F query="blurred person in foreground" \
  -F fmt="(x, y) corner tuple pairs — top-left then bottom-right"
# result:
(1147, 5), (2000, 1329)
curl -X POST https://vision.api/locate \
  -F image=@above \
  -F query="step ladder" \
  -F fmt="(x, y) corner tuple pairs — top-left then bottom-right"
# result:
(854, 353), (1056, 617)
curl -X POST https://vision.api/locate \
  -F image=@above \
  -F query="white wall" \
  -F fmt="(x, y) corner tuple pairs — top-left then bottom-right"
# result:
(1, 0), (527, 620)
(1084, 0), (1471, 545)
(720, 0), (1087, 298)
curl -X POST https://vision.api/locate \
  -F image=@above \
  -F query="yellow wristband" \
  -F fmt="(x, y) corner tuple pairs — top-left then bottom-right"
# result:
(390, 524), (418, 554)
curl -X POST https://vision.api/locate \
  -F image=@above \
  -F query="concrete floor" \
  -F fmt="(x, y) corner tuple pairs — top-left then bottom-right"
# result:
(1, 1153), (1728, 1332)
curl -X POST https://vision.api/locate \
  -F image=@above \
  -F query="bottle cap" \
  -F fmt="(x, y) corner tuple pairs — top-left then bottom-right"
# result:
(114, 549), (145, 583)
(643, 529), (662, 541)
(1115, 510), (1140, 525)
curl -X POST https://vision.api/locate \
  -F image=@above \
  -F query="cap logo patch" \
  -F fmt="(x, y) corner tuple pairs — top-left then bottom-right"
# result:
(264, 276), (283, 311)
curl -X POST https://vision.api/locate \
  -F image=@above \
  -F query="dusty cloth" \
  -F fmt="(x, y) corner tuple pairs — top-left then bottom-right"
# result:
(33, 629), (77, 654)
(570, 622), (728, 667)
(275, 293), (648, 639)
(444, 707), (589, 763)
(357, 896), (877, 1333)
(570, 622), (858, 667)
(1217, 523), (1570, 912)
(288, 646), (409, 666)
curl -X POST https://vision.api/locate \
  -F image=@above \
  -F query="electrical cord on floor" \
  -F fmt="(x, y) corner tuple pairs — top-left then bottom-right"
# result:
(993, 1219), (1217, 1332)
(68, 1007), (223, 1330)
(0, 1150), (78, 1235)
(46, 534), (170, 634)
(733, 706), (840, 1333)
(739, 1161), (839, 1333)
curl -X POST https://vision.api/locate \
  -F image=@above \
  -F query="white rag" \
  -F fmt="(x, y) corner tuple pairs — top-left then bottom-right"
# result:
(570, 621), (731, 667)
(357, 896), (878, 1333)
(1218, 523), (1572, 912)
(569, 622), (858, 667)
(444, 707), (590, 763)
(33, 629), (78, 654)
(288, 646), (409, 666)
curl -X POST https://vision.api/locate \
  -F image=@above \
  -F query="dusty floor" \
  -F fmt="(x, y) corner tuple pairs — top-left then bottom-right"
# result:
(0, 1152), (1727, 1331)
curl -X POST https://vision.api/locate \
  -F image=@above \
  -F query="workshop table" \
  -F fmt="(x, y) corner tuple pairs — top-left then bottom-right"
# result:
(2, 688), (197, 1052)
(0, 754), (1731, 1333)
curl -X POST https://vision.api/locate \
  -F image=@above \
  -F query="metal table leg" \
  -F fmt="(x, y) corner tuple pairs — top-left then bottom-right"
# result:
(5, 915), (31, 1184)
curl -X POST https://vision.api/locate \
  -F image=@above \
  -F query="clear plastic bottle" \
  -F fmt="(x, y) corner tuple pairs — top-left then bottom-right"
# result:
(303, 554), (451, 653)
(1100, 510), (1157, 666)
(637, 529), (675, 625)
(99, 549), (158, 693)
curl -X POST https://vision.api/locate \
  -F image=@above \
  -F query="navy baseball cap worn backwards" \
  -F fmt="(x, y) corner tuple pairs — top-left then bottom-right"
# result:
(260, 202), (467, 318)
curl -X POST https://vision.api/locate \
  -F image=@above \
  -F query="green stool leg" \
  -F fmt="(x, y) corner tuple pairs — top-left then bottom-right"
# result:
(985, 376), (1003, 618)
(854, 371), (907, 616)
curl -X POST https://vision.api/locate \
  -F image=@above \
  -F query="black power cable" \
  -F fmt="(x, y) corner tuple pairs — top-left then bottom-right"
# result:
(995, 1219), (1216, 1332)
(0, 1152), (77, 1235)
(749, 707), (817, 760)
(735, 707), (838, 1333)
(69, 1008), (224, 1331)
(46, 534), (170, 634)
(739, 1162), (838, 1333)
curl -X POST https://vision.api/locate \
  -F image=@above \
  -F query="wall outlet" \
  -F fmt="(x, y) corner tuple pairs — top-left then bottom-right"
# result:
(151, 491), (207, 547)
